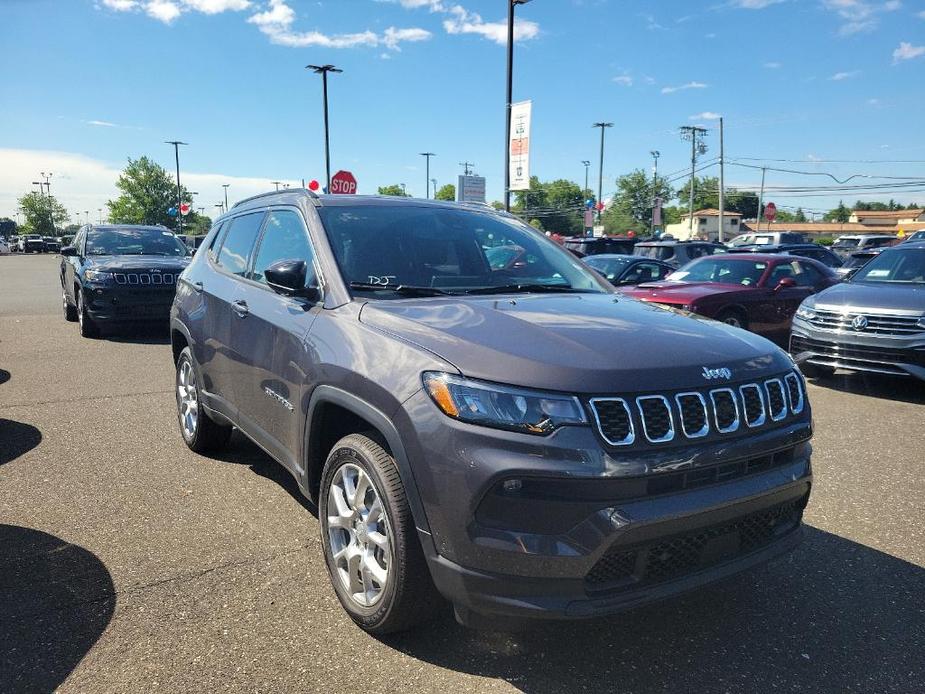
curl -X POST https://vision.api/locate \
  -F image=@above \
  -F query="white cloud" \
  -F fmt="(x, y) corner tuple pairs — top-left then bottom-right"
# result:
(893, 41), (925, 62)
(729, 0), (786, 8)
(612, 75), (633, 86)
(821, 0), (901, 36)
(918, 10), (925, 18)
(145, 0), (181, 23)
(443, 5), (539, 44)
(689, 111), (721, 120)
(102, 0), (138, 10)
(829, 70), (860, 80)
(867, 97), (881, 105)
(181, 0), (250, 13)
(661, 81), (708, 94)
(763, 61), (781, 68)
(85, 120), (118, 127)
(0, 148), (301, 222)
(383, 26), (432, 50)
(100, 0), (250, 23)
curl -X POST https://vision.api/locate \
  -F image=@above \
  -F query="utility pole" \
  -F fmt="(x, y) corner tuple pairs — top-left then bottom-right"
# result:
(165, 141), (188, 234)
(592, 122), (613, 222)
(505, 0), (533, 211)
(40, 172), (54, 234)
(98, 209), (103, 224)
(718, 117), (725, 243)
(581, 160), (591, 196)
(650, 151), (660, 236)
(756, 166), (767, 232)
(679, 126), (708, 237)
(222, 184), (230, 210)
(459, 161), (474, 176)
(420, 152), (435, 198)
(306, 64), (342, 192)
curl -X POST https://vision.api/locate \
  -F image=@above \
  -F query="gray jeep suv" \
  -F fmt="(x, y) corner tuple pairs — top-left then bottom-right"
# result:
(170, 190), (813, 633)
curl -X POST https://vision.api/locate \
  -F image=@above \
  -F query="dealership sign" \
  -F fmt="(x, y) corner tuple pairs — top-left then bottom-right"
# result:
(457, 175), (486, 203)
(509, 100), (532, 192)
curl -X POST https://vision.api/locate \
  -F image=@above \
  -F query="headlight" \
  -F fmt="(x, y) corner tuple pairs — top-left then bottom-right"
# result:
(795, 304), (816, 321)
(422, 372), (587, 435)
(84, 270), (113, 282)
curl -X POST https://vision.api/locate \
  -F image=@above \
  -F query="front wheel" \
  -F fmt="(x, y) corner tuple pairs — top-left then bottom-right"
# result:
(319, 433), (440, 634)
(62, 289), (77, 322)
(77, 292), (100, 338)
(716, 308), (748, 330)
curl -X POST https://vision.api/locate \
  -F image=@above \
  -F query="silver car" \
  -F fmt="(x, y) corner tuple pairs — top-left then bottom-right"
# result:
(790, 242), (925, 380)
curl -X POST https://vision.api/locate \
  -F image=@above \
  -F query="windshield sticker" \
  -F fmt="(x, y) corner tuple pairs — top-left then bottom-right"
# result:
(367, 275), (396, 285)
(866, 269), (890, 277)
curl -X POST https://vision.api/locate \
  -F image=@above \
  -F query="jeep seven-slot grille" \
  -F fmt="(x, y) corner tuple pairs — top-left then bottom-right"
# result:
(585, 499), (803, 589)
(590, 371), (804, 446)
(112, 272), (178, 286)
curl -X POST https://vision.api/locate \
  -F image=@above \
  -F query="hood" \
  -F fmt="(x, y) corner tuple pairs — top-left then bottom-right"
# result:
(359, 293), (789, 393)
(86, 255), (191, 272)
(810, 281), (925, 314)
(621, 281), (748, 305)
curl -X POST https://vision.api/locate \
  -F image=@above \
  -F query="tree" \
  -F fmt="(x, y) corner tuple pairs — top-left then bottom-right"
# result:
(185, 214), (213, 236)
(435, 184), (456, 201)
(726, 189), (760, 219)
(377, 184), (409, 197)
(773, 209), (796, 223)
(607, 169), (675, 231)
(513, 177), (585, 235)
(676, 175), (720, 212)
(108, 156), (193, 230)
(17, 191), (69, 235)
(490, 201), (504, 210)
(0, 217), (16, 238)
(824, 201), (850, 223)
(793, 208), (807, 222)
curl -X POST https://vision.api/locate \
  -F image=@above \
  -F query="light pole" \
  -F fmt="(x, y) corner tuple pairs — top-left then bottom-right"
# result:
(197, 207), (205, 216)
(222, 183), (230, 210)
(400, 183), (406, 196)
(581, 160), (590, 196)
(419, 152), (435, 198)
(165, 141), (188, 233)
(504, 0), (533, 212)
(215, 203), (224, 216)
(431, 178), (438, 198)
(41, 172), (54, 234)
(650, 150), (660, 235)
(592, 122), (613, 222)
(306, 64), (342, 192)
(98, 209), (103, 224)
(271, 180), (282, 192)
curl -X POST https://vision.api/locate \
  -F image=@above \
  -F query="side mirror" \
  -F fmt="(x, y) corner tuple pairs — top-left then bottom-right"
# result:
(774, 277), (798, 291)
(264, 259), (321, 302)
(60, 246), (77, 257)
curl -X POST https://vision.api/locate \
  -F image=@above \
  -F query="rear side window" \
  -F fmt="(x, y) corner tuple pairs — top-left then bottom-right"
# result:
(215, 212), (265, 276)
(251, 210), (317, 286)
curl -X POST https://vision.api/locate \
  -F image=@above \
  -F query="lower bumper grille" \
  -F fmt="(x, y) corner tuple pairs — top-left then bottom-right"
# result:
(791, 335), (924, 371)
(586, 499), (803, 590)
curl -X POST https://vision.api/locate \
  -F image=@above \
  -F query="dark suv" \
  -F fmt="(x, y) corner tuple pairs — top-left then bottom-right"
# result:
(170, 190), (813, 633)
(61, 225), (191, 337)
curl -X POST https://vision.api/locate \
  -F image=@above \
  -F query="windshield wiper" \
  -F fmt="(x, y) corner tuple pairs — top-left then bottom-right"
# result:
(465, 283), (583, 295)
(348, 282), (454, 296)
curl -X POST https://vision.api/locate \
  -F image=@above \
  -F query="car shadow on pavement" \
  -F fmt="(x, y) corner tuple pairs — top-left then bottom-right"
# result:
(808, 372), (925, 404)
(105, 325), (171, 345)
(0, 418), (42, 465)
(385, 526), (925, 693)
(0, 525), (115, 693)
(204, 431), (318, 516)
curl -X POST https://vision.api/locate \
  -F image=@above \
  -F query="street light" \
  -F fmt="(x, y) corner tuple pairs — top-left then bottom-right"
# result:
(650, 150), (660, 235)
(222, 183), (230, 210)
(165, 140), (188, 233)
(271, 180), (282, 192)
(581, 160), (590, 195)
(592, 122), (613, 222)
(98, 208), (103, 224)
(306, 63), (342, 192)
(215, 203), (224, 215)
(420, 152), (435, 198)
(431, 178), (438, 198)
(504, 0), (533, 212)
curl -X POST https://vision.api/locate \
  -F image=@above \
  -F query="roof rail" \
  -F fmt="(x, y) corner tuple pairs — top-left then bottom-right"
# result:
(231, 187), (318, 210)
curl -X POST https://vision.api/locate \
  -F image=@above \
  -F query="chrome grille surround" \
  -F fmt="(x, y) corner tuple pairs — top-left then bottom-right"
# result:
(763, 378), (787, 422)
(113, 272), (177, 286)
(784, 372), (804, 414)
(709, 388), (740, 434)
(807, 308), (923, 336)
(635, 395), (675, 443)
(739, 384), (766, 428)
(674, 392), (709, 439)
(589, 398), (635, 446)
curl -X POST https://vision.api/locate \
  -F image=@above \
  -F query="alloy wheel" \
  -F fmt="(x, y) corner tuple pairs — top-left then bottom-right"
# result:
(326, 463), (392, 608)
(177, 359), (199, 440)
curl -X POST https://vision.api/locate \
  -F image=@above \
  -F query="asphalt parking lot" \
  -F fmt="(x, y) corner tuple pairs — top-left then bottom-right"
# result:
(1, 253), (924, 693)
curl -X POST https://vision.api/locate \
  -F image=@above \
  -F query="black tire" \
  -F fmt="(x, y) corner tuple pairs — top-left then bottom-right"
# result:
(175, 347), (232, 453)
(76, 291), (100, 338)
(62, 289), (78, 322)
(319, 433), (440, 634)
(800, 362), (835, 379)
(716, 308), (748, 330)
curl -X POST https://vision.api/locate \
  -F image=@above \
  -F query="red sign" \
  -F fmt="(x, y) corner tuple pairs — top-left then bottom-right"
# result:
(764, 202), (777, 222)
(179, 203), (191, 216)
(330, 170), (357, 195)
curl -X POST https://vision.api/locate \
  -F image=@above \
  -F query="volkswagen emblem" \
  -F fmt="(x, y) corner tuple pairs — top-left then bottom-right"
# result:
(851, 315), (868, 331)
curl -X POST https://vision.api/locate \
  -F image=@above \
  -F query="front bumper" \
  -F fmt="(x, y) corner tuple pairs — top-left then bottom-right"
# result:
(397, 388), (813, 620)
(81, 283), (177, 323)
(791, 318), (925, 380)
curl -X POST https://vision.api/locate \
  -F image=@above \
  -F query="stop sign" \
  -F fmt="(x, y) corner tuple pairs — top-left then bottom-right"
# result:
(330, 170), (357, 195)
(764, 201), (777, 222)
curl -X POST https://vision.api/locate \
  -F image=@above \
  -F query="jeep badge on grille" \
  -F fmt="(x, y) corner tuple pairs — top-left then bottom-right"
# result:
(702, 366), (732, 380)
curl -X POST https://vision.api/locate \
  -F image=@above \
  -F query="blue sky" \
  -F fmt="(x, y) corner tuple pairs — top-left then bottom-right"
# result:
(1, 0), (924, 222)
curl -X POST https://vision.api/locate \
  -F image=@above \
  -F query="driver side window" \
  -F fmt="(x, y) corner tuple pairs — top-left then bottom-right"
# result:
(250, 210), (317, 286)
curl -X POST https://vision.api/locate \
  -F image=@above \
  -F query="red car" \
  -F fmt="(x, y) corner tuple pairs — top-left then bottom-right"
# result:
(620, 254), (839, 345)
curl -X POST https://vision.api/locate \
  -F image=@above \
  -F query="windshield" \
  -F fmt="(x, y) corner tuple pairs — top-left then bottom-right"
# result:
(844, 253), (876, 270)
(584, 256), (633, 280)
(668, 258), (768, 286)
(635, 245), (674, 261)
(85, 228), (189, 256)
(318, 205), (607, 297)
(833, 238), (861, 250)
(850, 248), (925, 284)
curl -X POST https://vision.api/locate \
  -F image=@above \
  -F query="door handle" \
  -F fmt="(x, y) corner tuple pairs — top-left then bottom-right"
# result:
(232, 300), (249, 318)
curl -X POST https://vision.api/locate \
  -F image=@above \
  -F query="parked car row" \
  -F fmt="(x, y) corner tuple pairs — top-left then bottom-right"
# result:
(5, 234), (65, 253)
